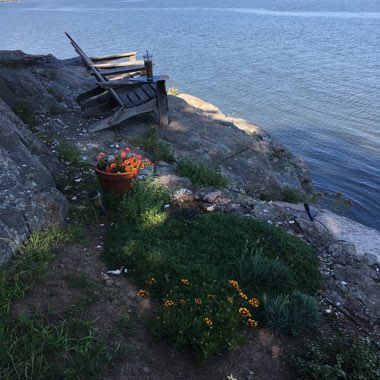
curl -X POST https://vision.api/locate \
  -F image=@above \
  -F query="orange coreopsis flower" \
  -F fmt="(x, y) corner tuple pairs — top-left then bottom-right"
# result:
(247, 319), (258, 327)
(248, 298), (260, 308)
(204, 317), (213, 327)
(194, 298), (202, 305)
(228, 280), (241, 292)
(164, 300), (175, 308)
(146, 277), (157, 285)
(239, 307), (251, 318)
(239, 292), (248, 300)
(180, 278), (189, 286)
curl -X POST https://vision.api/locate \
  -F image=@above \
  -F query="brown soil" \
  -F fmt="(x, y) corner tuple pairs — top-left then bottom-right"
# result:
(11, 221), (295, 380)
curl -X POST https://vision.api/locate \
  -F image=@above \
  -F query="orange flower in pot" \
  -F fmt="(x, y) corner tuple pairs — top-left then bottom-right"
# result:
(95, 148), (151, 194)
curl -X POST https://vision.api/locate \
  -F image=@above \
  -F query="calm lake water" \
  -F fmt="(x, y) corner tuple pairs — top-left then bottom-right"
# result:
(1, 0), (379, 230)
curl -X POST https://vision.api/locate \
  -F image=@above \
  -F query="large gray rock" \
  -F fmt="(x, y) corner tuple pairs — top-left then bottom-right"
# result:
(161, 94), (313, 200)
(0, 50), (93, 115)
(0, 99), (68, 265)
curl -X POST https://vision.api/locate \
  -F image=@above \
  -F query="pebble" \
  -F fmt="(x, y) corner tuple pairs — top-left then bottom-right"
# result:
(142, 367), (150, 373)
(101, 273), (110, 281)
(104, 279), (114, 287)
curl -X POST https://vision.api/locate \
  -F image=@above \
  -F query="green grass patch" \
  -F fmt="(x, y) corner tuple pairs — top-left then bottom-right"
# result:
(0, 229), (71, 314)
(288, 333), (380, 379)
(0, 229), (122, 379)
(102, 182), (321, 361)
(177, 158), (228, 187)
(0, 311), (118, 379)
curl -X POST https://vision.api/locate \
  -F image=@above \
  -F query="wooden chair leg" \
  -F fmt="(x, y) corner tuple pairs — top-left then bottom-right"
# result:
(156, 80), (169, 127)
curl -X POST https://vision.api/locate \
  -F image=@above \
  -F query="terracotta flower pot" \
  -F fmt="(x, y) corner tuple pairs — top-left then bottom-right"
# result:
(95, 168), (137, 195)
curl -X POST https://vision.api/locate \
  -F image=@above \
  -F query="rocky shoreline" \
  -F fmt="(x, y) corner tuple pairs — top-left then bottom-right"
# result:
(0, 50), (379, 345)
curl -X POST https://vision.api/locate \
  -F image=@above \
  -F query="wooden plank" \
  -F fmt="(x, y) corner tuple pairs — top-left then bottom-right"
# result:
(114, 91), (134, 108)
(97, 65), (145, 76)
(134, 87), (152, 103)
(141, 84), (157, 99)
(90, 51), (137, 61)
(94, 61), (143, 69)
(76, 87), (107, 104)
(83, 100), (116, 118)
(125, 91), (144, 106)
(81, 91), (112, 110)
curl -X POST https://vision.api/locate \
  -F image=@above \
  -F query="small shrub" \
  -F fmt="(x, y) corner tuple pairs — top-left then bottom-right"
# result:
(56, 141), (82, 165)
(288, 333), (380, 379)
(282, 187), (306, 203)
(117, 180), (171, 222)
(177, 158), (228, 187)
(312, 191), (353, 214)
(263, 291), (320, 336)
(149, 280), (258, 362)
(236, 242), (295, 295)
(11, 101), (37, 126)
(46, 86), (64, 102)
(137, 127), (174, 163)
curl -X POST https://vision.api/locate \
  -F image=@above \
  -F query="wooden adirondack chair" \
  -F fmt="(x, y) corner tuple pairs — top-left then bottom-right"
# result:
(65, 32), (169, 132)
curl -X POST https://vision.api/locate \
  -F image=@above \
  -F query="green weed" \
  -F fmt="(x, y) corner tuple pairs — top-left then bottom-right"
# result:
(168, 87), (179, 96)
(136, 127), (174, 163)
(11, 101), (37, 126)
(177, 158), (228, 187)
(288, 333), (380, 379)
(236, 242), (295, 296)
(263, 292), (320, 336)
(56, 141), (82, 165)
(282, 187), (306, 203)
